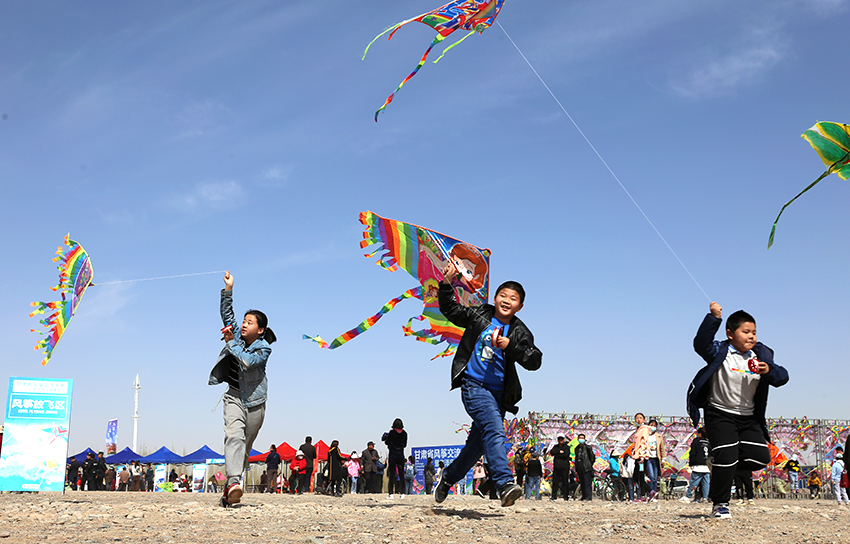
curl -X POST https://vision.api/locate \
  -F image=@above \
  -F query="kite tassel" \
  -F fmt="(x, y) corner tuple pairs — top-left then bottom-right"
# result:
(375, 34), (445, 121)
(433, 30), (476, 64)
(768, 169), (833, 249)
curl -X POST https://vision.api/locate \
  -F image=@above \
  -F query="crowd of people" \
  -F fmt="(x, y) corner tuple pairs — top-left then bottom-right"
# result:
(66, 452), (158, 492)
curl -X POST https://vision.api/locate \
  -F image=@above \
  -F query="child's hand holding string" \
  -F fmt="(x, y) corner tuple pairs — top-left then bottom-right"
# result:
(710, 301), (722, 319)
(223, 270), (234, 290)
(440, 262), (456, 284)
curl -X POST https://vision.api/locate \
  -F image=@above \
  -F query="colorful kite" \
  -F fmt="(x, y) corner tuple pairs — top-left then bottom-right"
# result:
(768, 121), (850, 248)
(304, 211), (490, 358)
(29, 235), (94, 366)
(363, 0), (505, 121)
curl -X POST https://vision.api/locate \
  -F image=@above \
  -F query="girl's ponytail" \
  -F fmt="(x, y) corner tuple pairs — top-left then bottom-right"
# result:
(262, 327), (277, 345)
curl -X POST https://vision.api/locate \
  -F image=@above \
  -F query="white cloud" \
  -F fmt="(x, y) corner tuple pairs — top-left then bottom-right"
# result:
(166, 180), (245, 211)
(668, 28), (786, 99)
(260, 166), (291, 185)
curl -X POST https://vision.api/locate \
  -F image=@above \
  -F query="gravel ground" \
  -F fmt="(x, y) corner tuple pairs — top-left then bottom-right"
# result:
(0, 492), (845, 544)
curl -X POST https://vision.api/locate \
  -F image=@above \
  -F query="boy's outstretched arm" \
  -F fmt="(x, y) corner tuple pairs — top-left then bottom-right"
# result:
(693, 301), (723, 363)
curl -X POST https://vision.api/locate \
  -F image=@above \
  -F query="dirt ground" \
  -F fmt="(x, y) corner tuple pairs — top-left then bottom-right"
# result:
(0, 491), (845, 544)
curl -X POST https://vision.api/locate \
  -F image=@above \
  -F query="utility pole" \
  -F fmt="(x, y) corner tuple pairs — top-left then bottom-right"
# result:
(132, 374), (141, 452)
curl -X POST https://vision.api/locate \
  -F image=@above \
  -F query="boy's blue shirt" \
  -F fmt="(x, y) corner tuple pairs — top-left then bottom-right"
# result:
(687, 313), (789, 442)
(464, 317), (510, 392)
(208, 289), (270, 408)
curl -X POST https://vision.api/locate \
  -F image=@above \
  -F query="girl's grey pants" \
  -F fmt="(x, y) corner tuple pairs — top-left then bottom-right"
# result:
(223, 389), (265, 486)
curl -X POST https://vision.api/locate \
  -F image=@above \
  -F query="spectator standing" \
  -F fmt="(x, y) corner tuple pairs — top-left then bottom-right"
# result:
(299, 437), (317, 493)
(118, 467), (131, 491)
(574, 434), (596, 501)
(95, 452), (107, 491)
(472, 459), (486, 496)
(382, 418), (408, 498)
(266, 445), (281, 494)
(291, 451), (306, 494)
(67, 456), (80, 491)
(513, 446), (527, 489)
(548, 434), (571, 500)
(645, 420), (665, 501)
(832, 453), (849, 505)
(524, 451), (542, 500)
(784, 455), (801, 494)
(82, 452), (97, 491)
(347, 452), (361, 494)
(423, 457), (435, 494)
(327, 440), (346, 497)
(361, 442), (379, 493)
(375, 457), (386, 494)
(145, 465), (154, 492)
(104, 466), (115, 491)
(680, 427), (711, 503)
(405, 455), (416, 495)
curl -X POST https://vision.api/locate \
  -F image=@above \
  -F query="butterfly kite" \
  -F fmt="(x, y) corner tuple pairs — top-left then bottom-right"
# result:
(29, 235), (94, 366)
(304, 211), (490, 359)
(768, 121), (850, 248)
(363, 0), (505, 121)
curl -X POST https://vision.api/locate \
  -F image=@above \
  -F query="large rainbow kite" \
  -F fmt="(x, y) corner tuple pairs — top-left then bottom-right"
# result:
(29, 235), (94, 366)
(768, 121), (850, 248)
(363, 0), (505, 121)
(304, 211), (490, 358)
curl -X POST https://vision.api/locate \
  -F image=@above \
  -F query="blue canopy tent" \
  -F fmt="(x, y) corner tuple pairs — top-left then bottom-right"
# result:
(138, 446), (183, 464)
(177, 445), (222, 464)
(104, 446), (141, 464)
(67, 447), (96, 463)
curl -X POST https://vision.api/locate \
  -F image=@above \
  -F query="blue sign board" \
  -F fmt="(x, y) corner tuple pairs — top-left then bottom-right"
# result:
(411, 445), (473, 494)
(0, 377), (74, 492)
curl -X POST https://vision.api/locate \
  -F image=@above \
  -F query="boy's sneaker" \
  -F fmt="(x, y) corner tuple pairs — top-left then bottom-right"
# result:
(499, 483), (523, 507)
(747, 499), (755, 505)
(225, 482), (243, 505)
(736, 498), (744, 505)
(388, 494), (394, 499)
(678, 495), (691, 503)
(434, 476), (451, 504)
(712, 504), (732, 519)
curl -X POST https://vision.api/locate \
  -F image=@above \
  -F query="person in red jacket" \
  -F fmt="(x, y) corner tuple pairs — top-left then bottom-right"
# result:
(290, 452), (306, 494)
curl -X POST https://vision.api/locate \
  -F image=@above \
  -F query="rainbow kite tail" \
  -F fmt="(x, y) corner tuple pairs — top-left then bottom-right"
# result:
(303, 287), (423, 349)
(375, 34), (445, 121)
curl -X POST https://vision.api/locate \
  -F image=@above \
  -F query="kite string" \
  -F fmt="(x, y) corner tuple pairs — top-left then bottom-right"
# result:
(496, 22), (711, 303)
(94, 270), (226, 286)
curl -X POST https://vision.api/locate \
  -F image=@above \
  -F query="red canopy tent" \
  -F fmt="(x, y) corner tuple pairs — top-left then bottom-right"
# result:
(248, 442), (297, 463)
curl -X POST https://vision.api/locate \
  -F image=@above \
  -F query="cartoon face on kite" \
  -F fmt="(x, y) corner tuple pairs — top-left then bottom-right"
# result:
(449, 242), (488, 292)
(768, 121), (850, 248)
(363, 0), (505, 120)
(304, 211), (491, 358)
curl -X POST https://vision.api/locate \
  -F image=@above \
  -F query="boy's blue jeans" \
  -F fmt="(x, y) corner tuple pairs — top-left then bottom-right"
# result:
(443, 378), (512, 489)
(686, 471), (710, 499)
(524, 475), (541, 499)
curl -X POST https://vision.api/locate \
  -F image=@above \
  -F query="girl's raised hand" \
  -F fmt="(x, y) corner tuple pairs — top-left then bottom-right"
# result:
(223, 270), (234, 290)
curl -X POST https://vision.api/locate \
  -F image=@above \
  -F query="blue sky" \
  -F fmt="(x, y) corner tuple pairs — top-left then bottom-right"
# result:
(2, 0), (849, 458)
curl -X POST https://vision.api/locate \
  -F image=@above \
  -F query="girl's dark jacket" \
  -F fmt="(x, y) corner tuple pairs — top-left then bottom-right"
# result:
(687, 313), (789, 442)
(438, 283), (542, 414)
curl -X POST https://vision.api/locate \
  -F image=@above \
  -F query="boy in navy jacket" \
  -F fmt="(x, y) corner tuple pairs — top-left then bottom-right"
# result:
(433, 263), (542, 507)
(687, 302), (788, 518)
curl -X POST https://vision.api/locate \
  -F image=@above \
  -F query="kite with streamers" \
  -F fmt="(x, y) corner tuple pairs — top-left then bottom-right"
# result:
(304, 211), (490, 359)
(768, 121), (850, 248)
(363, 0), (505, 121)
(29, 235), (94, 366)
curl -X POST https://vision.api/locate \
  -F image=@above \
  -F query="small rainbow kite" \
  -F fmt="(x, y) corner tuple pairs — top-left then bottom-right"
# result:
(304, 211), (490, 359)
(363, 0), (505, 121)
(29, 235), (94, 366)
(768, 121), (850, 248)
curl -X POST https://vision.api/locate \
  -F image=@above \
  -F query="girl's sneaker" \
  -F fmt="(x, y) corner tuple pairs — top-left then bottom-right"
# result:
(225, 482), (243, 505)
(747, 499), (755, 505)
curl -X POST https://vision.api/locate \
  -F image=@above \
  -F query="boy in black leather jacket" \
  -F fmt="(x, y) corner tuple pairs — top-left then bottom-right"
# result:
(433, 263), (542, 507)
